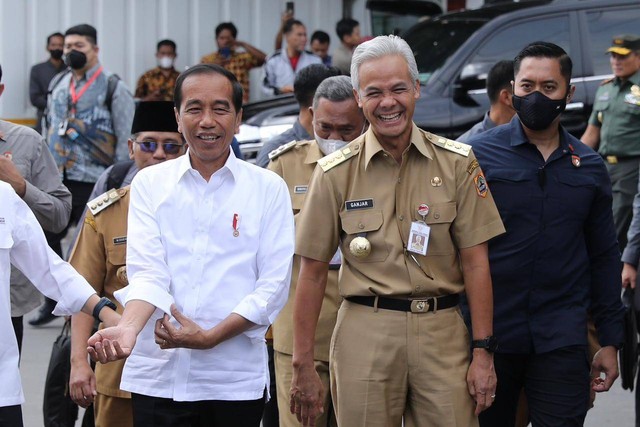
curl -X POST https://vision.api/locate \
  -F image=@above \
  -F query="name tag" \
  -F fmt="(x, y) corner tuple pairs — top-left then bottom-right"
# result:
(345, 198), (374, 211)
(113, 236), (127, 245)
(294, 185), (308, 194)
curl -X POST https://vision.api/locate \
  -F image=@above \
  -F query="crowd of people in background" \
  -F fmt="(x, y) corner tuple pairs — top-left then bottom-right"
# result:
(0, 5), (639, 427)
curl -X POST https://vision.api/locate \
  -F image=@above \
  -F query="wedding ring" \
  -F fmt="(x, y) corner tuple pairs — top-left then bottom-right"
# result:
(491, 394), (496, 399)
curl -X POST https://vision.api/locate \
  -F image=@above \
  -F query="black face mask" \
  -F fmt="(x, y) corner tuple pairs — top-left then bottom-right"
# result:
(512, 91), (567, 131)
(64, 50), (87, 70)
(49, 49), (63, 60)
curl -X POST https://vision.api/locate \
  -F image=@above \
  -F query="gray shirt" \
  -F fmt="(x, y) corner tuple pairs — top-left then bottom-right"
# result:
(255, 120), (311, 168)
(623, 179), (640, 267)
(457, 112), (497, 143)
(0, 120), (72, 316)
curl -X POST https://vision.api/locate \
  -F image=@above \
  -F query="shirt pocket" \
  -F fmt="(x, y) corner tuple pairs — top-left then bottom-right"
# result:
(484, 168), (534, 215)
(106, 242), (126, 267)
(421, 201), (457, 255)
(553, 174), (595, 223)
(340, 209), (389, 263)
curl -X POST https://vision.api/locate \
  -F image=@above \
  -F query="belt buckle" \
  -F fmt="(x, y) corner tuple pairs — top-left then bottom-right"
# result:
(607, 156), (618, 164)
(410, 299), (431, 313)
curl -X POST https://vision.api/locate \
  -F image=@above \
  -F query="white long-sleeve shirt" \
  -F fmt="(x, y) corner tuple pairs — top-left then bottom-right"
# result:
(0, 181), (95, 407)
(116, 150), (294, 402)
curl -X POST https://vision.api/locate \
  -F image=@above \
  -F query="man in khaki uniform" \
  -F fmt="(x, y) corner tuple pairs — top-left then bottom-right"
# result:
(68, 101), (186, 427)
(290, 35), (506, 427)
(268, 75), (367, 427)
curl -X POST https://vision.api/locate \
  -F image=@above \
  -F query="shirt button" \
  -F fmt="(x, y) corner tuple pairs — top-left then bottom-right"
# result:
(358, 223), (365, 229)
(397, 178), (401, 184)
(399, 215), (404, 221)
(434, 213), (440, 219)
(415, 286), (421, 292)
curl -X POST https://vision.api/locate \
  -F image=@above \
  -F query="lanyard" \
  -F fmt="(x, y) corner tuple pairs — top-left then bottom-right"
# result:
(69, 66), (103, 115)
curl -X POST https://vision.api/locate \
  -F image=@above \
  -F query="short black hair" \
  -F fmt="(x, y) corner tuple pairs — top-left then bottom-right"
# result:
(157, 39), (176, 52)
(311, 30), (330, 45)
(283, 19), (304, 35)
(336, 18), (359, 42)
(216, 22), (238, 39)
(293, 64), (341, 108)
(65, 24), (98, 45)
(174, 64), (243, 113)
(486, 60), (514, 104)
(47, 32), (64, 46)
(514, 41), (572, 88)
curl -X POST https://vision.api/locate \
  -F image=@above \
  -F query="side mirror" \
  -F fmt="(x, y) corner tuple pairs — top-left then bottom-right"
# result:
(458, 63), (492, 90)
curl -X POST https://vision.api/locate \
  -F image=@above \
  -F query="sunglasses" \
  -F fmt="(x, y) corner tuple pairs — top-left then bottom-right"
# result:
(134, 140), (184, 155)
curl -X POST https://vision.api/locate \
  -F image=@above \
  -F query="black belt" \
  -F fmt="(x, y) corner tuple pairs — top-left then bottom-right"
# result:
(345, 294), (459, 313)
(328, 264), (340, 270)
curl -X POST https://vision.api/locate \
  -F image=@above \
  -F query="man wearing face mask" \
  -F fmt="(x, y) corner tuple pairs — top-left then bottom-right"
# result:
(267, 75), (366, 427)
(468, 42), (624, 426)
(29, 32), (66, 135)
(45, 23), (134, 251)
(256, 64), (340, 168)
(135, 40), (180, 102)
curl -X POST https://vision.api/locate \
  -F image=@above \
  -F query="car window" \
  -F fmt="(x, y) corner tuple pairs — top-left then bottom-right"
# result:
(467, 15), (571, 77)
(404, 19), (486, 85)
(585, 8), (640, 76)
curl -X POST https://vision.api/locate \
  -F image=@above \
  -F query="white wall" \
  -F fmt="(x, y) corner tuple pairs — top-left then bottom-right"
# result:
(0, 0), (346, 120)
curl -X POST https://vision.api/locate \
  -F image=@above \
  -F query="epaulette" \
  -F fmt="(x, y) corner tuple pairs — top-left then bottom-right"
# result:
(429, 134), (470, 157)
(87, 188), (126, 216)
(317, 145), (358, 172)
(600, 77), (614, 86)
(268, 140), (297, 160)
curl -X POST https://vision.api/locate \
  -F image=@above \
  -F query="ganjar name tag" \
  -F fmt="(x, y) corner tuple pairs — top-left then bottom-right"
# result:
(345, 198), (374, 211)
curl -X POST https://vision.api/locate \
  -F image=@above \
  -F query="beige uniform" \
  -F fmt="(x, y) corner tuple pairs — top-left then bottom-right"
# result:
(296, 124), (505, 427)
(268, 140), (340, 427)
(69, 188), (132, 427)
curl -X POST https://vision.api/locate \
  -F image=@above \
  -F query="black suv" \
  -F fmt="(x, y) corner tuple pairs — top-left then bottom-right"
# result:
(406, 0), (640, 139)
(237, 0), (640, 161)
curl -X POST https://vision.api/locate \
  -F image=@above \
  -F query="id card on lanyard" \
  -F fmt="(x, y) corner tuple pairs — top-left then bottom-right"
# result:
(69, 66), (103, 118)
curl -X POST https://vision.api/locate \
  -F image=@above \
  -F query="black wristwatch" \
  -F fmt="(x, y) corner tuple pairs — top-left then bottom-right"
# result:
(92, 297), (117, 322)
(471, 335), (498, 353)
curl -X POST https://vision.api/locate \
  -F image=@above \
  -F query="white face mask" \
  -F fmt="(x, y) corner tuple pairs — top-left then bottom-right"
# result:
(158, 56), (174, 69)
(314, 132), (349, 156)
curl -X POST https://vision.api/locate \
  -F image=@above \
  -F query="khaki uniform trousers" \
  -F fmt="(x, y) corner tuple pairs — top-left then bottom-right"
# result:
(94, 392), (133, 427)
(330, 300), (477, 427)
(275, 351), (337, 427)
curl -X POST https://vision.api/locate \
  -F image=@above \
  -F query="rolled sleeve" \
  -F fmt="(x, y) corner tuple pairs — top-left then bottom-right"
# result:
(233, 177), (294, 341)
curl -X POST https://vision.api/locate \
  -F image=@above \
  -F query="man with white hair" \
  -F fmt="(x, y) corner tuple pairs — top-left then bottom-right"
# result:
(290, 35), (505, 427)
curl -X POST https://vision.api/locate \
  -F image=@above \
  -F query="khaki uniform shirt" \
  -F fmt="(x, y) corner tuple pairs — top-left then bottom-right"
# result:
(296, 123), (505, 298)
(268, 140), (340, 361)
(69, 187), (131, 399)
(590, 70), (640, 156)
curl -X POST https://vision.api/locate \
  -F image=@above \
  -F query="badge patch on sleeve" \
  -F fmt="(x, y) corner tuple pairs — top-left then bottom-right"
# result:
(474, 173), (488, 198)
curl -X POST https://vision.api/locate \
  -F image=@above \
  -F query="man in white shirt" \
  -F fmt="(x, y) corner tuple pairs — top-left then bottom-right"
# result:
(88, 64), (295, 427)
(0, 181), (119, 427)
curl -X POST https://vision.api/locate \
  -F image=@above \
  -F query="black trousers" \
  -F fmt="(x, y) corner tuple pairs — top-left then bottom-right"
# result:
(131, 393), (265, 427)
(0, 405), (23, 427)
(479, 346), (590, 427)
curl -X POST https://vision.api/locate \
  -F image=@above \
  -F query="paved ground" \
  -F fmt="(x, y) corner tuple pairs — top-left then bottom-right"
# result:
(19, 314), (635, 426)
